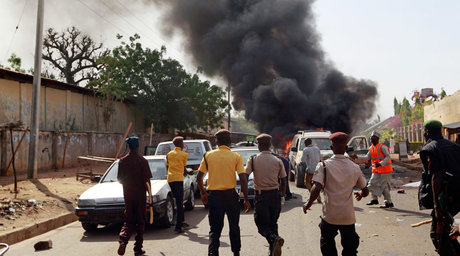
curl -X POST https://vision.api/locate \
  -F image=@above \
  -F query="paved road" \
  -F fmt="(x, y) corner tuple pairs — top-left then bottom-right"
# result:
(10, 182), (438, 256)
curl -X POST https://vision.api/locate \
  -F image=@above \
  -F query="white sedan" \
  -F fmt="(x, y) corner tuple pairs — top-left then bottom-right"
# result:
(75, 155), (196, 231)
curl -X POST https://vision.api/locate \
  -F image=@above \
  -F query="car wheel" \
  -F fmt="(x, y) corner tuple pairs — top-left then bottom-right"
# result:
(295, 166), (305, 188)
(184, 187), (195, 211)
(159, 195), (175, 228)
(81, 222), (98, 232)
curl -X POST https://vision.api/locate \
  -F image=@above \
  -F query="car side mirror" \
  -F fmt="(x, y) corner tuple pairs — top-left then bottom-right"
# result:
(93, 175), (101, 182)
(291, 147), (297, 152)
(346, 146), (354, 153)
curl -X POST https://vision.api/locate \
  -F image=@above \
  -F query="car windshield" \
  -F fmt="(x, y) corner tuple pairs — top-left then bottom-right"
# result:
(299, 138), (331, 150)
(232, 149), (259, 166)
(156, 142), (204, 161)
(101, 159), (167, 183)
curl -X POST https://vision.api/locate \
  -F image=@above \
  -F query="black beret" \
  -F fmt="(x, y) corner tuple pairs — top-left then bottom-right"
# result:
(329, 132), (349, 144)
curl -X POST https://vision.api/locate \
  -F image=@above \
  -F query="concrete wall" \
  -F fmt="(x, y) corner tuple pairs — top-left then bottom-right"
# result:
(424, 89), (460, 126)
(0, 129), (173, 175)
(0, 77), (144, 133)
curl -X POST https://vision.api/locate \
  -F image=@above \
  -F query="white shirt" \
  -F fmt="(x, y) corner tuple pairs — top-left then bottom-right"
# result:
(312, 154), (367, 225)
(301, 145), (321, 174)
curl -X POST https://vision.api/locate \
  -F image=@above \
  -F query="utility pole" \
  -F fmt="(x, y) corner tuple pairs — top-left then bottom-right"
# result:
(227, 83), (231, 131)
(27, 0), (45, 179)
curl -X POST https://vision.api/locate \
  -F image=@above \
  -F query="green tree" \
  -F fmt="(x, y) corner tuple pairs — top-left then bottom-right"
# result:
(440, 88), (447, 99)
(393, 97), (401, 115)
(400, 97), (412, 126)
(92, 34), (228, 133)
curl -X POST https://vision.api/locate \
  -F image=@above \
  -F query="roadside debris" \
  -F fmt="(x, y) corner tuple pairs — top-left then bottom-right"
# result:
(397, 189), (405, 194)
(34, 240), (53, 251)
(0, 198), (46, 219)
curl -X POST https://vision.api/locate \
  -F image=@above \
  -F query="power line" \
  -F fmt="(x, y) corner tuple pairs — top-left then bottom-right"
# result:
(112, 0), (182, 57)
(75, 0), (130, 36)
(99, 0), (163, 49)
(3, 0), (30, 65)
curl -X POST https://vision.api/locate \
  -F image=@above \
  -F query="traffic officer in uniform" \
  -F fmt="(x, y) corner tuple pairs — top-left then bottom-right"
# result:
(246, 134), (286, 256)
(167, 136), (192, 233)
(303, 132), (369, 256)
(196, 129), (251, 256)
(351, 130), (394, 208)
(117, 137), (152, 256)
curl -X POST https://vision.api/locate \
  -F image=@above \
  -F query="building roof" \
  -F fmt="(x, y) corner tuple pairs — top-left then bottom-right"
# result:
(444, 121), (460, 129)
(0, 68), (95, 95)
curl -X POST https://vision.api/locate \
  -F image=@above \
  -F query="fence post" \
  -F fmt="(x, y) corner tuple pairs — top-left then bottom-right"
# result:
(0, 130), (7, 176)
(51, 131), (58, 170)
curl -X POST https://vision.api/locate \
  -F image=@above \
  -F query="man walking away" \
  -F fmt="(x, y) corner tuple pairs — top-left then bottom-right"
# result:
(418, 120), (460, 255)
(196, 129), (251, 256)
(303, 132), (368, 256)
(351, 130), (394, 208)
(302, 138), (321, 203)
(247, 134), (286, 256)
(272, 152), (293, 200)
(117, 137), (152, 256)
(167, 136), (192, 233)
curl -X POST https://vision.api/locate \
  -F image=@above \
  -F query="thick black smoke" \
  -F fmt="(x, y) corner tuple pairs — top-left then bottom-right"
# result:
(156, 0), (378, 146)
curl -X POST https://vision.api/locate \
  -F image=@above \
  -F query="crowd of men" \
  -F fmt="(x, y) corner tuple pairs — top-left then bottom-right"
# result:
(116, 119), (459, 256)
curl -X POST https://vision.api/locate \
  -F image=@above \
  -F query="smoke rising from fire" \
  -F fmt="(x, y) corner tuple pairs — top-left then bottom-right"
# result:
(157, 0), (379, 146)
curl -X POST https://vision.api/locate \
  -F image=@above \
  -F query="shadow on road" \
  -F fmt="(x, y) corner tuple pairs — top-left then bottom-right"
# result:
(381, 207), (431, 218)
(31, 178), (74, 212)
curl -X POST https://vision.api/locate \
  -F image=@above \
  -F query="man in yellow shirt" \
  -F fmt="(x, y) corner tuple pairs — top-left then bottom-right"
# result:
(197, 129), (250, 256)
(167, 136), (189, 233)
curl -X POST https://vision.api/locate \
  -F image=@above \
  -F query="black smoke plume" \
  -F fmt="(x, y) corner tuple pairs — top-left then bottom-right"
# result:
(156, 0), (378, 146)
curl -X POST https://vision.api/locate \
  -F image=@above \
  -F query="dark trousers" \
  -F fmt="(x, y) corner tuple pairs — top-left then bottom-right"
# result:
(119, 197), (146, 251)
(254, 190), (281, 252)
(285, 176), (292, 197)
(169, 181), (184, 229)
(207, 189), (241, 256)
(319, 219), (359, 256)
(430, 202), (460, 255)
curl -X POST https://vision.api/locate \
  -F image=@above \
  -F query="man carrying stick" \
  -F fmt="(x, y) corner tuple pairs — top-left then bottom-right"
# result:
(117, 137), (152, 256)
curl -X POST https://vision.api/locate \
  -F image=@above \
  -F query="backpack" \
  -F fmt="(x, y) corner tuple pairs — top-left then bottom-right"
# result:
(419, 138), (460, 209)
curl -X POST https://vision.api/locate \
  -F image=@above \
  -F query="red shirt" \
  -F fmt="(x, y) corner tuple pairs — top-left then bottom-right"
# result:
(117, 152), (152, 200)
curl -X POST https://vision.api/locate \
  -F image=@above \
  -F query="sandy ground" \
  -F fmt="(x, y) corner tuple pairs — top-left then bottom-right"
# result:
(0, 164), (110, 236)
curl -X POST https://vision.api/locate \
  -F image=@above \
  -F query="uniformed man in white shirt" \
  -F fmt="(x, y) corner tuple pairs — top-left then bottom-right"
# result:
(303, 132), (369, 256)
(246, 134), (286, 256)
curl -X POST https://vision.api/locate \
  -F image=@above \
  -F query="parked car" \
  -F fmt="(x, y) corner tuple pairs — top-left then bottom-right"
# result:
(347, 135), (371, 171)
(203, 147), (259, 204)
(155, 139), (212, 171)
(288, 130), (332, 187)
(233, 141), (258, 147)
(75, 155), (196, 231)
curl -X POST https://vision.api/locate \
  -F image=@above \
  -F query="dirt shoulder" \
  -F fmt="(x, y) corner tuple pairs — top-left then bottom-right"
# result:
(0, 164), (109, 236)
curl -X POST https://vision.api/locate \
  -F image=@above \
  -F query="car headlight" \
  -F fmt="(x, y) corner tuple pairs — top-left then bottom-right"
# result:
(77, 199), (96, 207)
(248, 180), (254, 188)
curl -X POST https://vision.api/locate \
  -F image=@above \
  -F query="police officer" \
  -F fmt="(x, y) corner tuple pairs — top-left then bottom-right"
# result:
(166, 136), (191, 233)
(196, 129), (251, 256)
(351, 130), (394, 208)
(117, 137), (152, 256)
(246, 134), (286, 256)
(303, 132), (369, 256)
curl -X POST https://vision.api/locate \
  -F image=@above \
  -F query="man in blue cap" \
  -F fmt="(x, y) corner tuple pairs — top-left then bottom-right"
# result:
(117, 137), (152, 256)
(419, 120), (460, 255)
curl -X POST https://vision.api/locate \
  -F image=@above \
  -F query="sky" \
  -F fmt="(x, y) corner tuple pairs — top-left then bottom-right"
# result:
(1, 0), (459, 121)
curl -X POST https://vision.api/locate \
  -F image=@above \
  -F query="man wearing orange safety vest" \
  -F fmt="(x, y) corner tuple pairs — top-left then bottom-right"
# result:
(351, 131), (394, 208)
